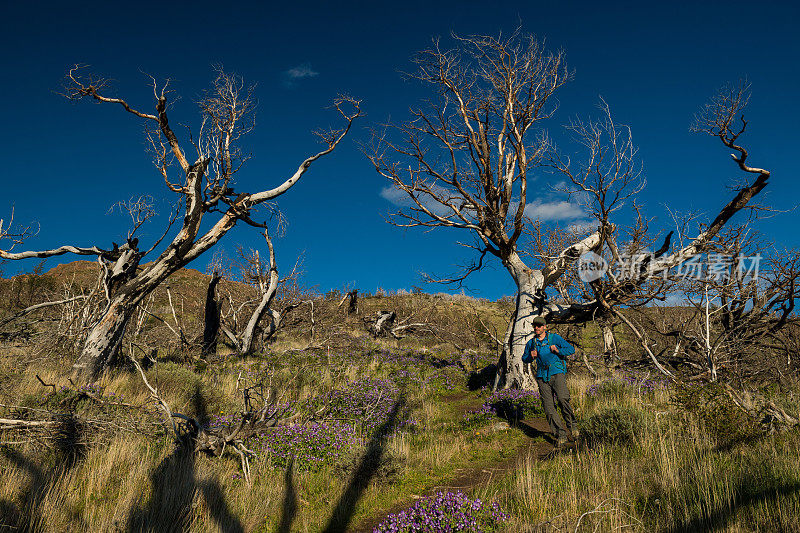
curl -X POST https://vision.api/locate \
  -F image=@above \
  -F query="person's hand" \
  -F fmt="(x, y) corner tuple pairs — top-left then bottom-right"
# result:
(550, 345), (559, 354)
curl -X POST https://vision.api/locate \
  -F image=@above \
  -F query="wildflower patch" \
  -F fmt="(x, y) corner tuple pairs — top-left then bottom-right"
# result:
(373, 491), (509, 532)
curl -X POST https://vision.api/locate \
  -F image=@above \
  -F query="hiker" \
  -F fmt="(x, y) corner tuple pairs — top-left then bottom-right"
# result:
(522, 316), (579, 448)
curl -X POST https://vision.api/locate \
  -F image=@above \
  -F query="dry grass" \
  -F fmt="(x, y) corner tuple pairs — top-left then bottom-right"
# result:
(1, 266), (798, 532)
(3, 343), (798, 532)
(496, 374), (800, 532)
(0, 338), (519, 532)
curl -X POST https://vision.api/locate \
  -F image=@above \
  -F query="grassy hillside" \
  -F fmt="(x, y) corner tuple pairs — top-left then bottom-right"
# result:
(0, 261), (798, 531)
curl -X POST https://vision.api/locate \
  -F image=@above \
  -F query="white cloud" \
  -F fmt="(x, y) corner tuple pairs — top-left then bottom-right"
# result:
(524, 199), (586, 222)
(380, 185), (458, 218)
(567, 219), (596, 234)
(286, 63), (318, 79)
(382, 186), (592, 226)
(380, 186), (408, 206)
(652, 292), (690, 307)
(283, 63), (319, 87)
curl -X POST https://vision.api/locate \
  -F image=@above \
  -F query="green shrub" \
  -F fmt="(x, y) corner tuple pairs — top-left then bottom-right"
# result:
(582, 406), (642, 447)
(673, 382), (759, 447)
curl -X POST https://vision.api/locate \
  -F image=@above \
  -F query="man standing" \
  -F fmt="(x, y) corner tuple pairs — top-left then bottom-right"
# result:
(522, 316), (579, 448)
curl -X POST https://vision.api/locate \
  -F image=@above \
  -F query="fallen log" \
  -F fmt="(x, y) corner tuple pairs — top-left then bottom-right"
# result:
(365, 311), (396, 337)
(0, 418), (57, 430)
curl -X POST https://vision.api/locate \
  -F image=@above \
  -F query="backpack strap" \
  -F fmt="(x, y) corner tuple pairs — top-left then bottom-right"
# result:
(551, 333), (568, 361)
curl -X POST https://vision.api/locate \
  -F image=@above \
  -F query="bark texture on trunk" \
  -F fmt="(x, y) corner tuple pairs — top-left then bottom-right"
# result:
(238, 228), (280, 357)
(602, 324), (618, 364)
(73, 295), (136, 377)
(238, 293), (270, 357)
(501, 253), (545, 390)
(366, 311), (397, 337)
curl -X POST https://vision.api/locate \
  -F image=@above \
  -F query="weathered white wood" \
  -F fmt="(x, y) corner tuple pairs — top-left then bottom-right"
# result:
(0, 418), (57, 429)
(602, 324), (618, 361)
(1, 70), (360, 379)
(239, 229), (280, 356)
(500, 232), (602, 389)
(390, 322), (428, 339)
(366, 311), (396, 337)
(371, 36), (770, 387)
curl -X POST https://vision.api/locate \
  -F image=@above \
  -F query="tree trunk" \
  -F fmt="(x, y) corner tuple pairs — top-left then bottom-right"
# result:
(239, 230), (280, 356)
(72, 294), (137, 377)
(263, 308), (283, 341)
(704, 286), (718, 381)
(72, 257), (193, 379)
(602, 323), (618, 365)
(494, 232), (604, 389)
(366, 311), (396, 337)
(338, 290), (359, 314)
(202, 273), (222, 357)
(347, 290), (358, 314)
(240, 292), (272, 356)
(500, 254), (545, 390)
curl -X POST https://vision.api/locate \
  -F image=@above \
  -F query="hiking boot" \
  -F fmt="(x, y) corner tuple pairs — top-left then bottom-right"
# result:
(570, 428), (581, 441)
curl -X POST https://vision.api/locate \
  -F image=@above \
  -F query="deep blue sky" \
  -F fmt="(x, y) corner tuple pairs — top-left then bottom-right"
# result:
(1, 0), (798, 299)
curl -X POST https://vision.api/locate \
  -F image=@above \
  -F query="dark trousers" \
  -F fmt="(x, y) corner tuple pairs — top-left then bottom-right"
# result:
(536, 373), (576, 439)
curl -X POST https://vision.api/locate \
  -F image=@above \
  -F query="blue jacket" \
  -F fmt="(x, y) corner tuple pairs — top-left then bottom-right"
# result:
(522, 332), (575, 382)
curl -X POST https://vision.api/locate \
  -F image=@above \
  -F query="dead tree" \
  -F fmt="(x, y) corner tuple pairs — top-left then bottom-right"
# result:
(0, 295), (89, 330)
(338, 289), (359, 314)
(130, 357), (290, 483)
(0, 67), (360, 379)
(369, 31), (769, 388)
(365, 311), (396, 337)
(217, 227), (314, 355)
(558, 83), (773, 379)
(363, 296), (431, 339)
(0, 263), (104, 350)
(237, 237), (279, 355)
(202, 272), (222, 356)
(641, 224), (800, 382)
(601, 322), (619, 363)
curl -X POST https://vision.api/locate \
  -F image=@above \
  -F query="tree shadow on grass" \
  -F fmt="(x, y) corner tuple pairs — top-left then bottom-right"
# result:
(125, 442), (247, 533)
(0, 447), (46, 530)
(0, 413), (88, 531)
(126, 390), (244, 533)
(321, 394), (405, 533)
(664, 481), (800, 533)
(126, 444), (197, 533)
(3, 380), (406, 533)
(275, 457), (297, 533)
(191, 382), (211, 429)
(198, 477), (245, 533)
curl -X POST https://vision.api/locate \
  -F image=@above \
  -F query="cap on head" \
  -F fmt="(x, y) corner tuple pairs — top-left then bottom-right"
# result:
(533, 316), (547, 327)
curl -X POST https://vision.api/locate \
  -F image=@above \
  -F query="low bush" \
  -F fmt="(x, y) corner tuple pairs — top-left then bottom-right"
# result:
(488, 388), (541, 422)
(673, 382), (759, 448)
(585, 370), (669, 407)
(308, 377), (409, 434)
(581, 406), (642, 447)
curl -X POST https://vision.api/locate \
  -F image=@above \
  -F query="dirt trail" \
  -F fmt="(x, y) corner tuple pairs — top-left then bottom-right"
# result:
(352, 400), (560, 532)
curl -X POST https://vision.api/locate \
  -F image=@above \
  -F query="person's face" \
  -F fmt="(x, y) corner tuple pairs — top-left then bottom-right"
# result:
(534, 323), (547, 335)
